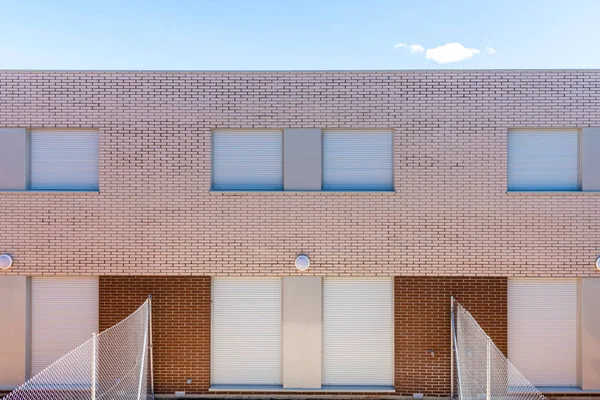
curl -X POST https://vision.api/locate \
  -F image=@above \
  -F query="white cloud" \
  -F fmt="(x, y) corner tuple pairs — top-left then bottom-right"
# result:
(425, 42), (480, 64)
(394, 41), (497, 64)
(394, 43), (425, 54)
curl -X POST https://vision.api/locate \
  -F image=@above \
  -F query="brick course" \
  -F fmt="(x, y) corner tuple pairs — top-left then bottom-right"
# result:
(0, 71), (599, 277)
(395, 277), (507, 397)
(98, 276), (211, 395)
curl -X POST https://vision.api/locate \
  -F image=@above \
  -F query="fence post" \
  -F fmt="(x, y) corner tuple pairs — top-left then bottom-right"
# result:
(148, 295), (154, 398)
(450, 296), (454, 399)
(91, 333), (97, 400)
(137, 301), (150, 400)
(486, 335), (491, 400)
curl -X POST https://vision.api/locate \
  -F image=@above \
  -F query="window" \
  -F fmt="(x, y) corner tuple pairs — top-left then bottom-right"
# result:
(211, 277), (282, 385)
(323, 278), (394, 386)
(29, 130), (99, 191)
(212, 130), (283, 190)
(31, 277), (99, 376)
(508, 279), (578, 387)
(508, 129), (579, 191)
(323, 130), (393, 191)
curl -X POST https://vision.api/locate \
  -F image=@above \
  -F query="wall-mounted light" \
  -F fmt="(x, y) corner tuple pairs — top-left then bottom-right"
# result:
(295, 254), (310, 271)
(0, 254), (13, 270)
(596, 256), (600, 271)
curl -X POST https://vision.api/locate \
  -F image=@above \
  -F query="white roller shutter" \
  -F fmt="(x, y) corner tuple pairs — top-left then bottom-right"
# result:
(213, 130), (283, 190)
(30, 130), (99, 191)
(508, 279), (578, 387)
(323, 278), (394, 386)
(508, 130), (579, 191)
(211, 277), (282, 385)
(323, 130), (393, 191)
(31, 277), (99, 376)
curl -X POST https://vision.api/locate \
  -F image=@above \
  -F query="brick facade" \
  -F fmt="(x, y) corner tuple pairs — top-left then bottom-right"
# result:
(1, 71), (599, 398)
(0, 71), (599, 278)
(395, 277), (507, 397)
(98, 276), (211, 395)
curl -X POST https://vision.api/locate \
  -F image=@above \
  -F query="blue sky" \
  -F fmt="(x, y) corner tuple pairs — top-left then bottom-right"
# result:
(1, 0), (599, 70)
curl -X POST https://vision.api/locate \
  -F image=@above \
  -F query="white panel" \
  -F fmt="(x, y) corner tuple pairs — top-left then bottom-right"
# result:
(323, 130), (393, 191)
(30, 130), (99, 191)
(31, 277), (99, 376)
(212, 277), (282, 385)
(213, 130), (283, 190)
(323, 278), (393, 386)
(508, 130), (579, 191)
(508, 279), (578, 387)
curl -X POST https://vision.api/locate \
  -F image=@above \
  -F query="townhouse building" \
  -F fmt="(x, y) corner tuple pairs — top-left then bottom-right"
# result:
(0, 70), (599, 397)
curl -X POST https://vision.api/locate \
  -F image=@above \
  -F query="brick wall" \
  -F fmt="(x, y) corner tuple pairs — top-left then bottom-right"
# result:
(99, 276), (211, 395)
(0, 71), (600, 278)
(395, 277), (507, 397)
(98, 275), (507, 397)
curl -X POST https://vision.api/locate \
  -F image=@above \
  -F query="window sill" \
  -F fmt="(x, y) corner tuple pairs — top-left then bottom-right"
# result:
(210, 190), (396, 195)
(537, 386), (600, 394)
(506, 190), (600, 196)
(0, 190), (99, 195)
(208, 384), (395, 392)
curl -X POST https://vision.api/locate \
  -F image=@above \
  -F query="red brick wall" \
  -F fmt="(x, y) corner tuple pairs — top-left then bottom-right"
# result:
(98, 275), (507, 397)
(99, 276), (211, 395)
(0, 71), (599, 278)
(395, 277), (508, 397)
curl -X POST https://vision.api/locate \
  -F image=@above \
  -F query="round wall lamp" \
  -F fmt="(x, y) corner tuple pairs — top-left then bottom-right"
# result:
(295, 254), (310, 271)
(0, 254), (13, 270)
(596, 256), (600, 271)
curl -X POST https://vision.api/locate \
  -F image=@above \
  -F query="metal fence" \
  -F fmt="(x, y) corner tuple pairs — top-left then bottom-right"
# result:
(4, 298), (153, 400)
(451, 297), (546, 400)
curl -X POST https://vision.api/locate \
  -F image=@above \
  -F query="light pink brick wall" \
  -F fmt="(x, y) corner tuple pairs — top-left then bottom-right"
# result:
(0, 70), (599, 277)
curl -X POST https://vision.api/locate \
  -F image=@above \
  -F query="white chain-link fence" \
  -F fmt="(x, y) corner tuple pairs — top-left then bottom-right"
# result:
(452, 298), (546, 400)
(4, 298), (153, 400)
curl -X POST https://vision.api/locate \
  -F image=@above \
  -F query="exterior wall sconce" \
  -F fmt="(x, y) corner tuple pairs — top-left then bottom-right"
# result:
(596, 256), (600, 271)
(0, 253), (13, 270)
(295, 254), (310, 271)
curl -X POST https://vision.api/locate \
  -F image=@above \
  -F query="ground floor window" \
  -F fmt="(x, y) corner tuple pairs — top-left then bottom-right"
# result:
(508, 278), (578, 387)
(211, 277), (282, 385)
(323, 277), (394, 386)
(210, 276), (394, 388)
(31, 276), (99, 376)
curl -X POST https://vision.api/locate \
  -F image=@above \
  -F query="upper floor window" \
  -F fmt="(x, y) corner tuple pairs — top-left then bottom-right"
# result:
(29, 130), (99, 191)
(508, 129), (580, 191)
(212, 129), (283, 190)
(322, 130), (393, 191)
